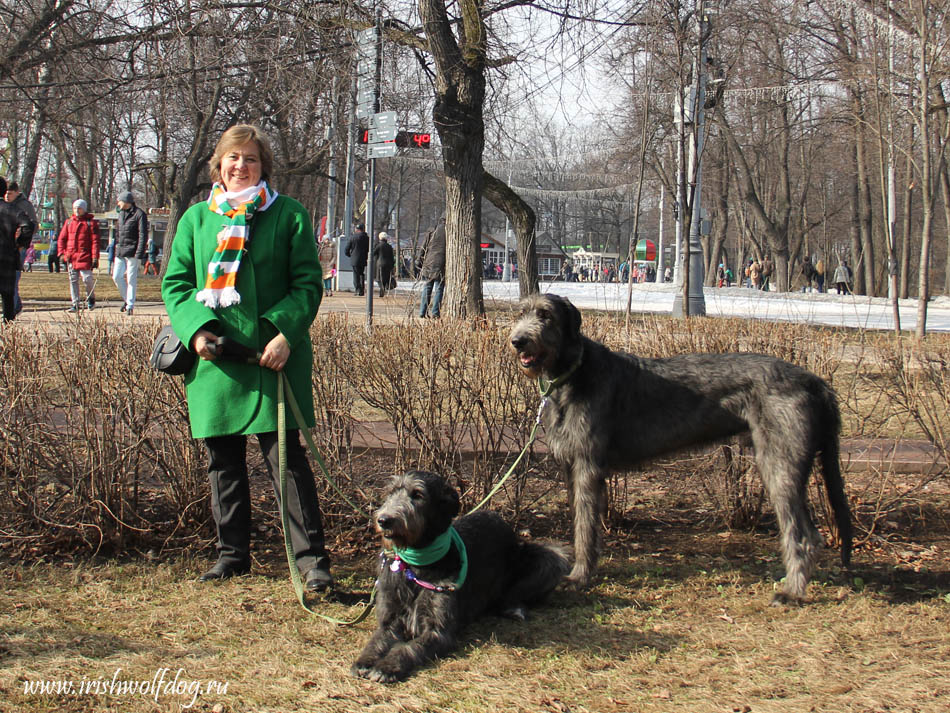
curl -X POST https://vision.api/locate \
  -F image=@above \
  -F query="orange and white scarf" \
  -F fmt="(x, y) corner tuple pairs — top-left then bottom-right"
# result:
(195, 181), (278, 308)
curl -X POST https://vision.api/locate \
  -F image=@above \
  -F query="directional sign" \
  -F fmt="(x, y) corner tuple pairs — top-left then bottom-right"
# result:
(368, 143), (398, 159)
(369, 111), (397, 130)
(357, 76), (375, 93)
(357, 59), (375, 76)
(357, 87), (376, 105)
(356, 104), (375, 119)
(369, 127), (398, 143)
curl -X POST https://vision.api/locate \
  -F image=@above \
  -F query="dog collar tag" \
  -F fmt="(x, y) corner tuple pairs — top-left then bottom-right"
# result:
(390, 558), (403, 573)
(536, 397), (549, 423)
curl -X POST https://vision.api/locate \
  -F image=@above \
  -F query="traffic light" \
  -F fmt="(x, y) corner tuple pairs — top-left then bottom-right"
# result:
(358, 130), (432, 148)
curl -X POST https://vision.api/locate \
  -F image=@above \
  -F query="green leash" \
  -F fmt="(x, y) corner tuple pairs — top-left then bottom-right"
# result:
(278, 372), (375, 626)
(468, 350), (582, 513)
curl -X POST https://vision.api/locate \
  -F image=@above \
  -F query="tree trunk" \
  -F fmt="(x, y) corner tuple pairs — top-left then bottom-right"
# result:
(850, 143), (863, 294)
(483, 171), (538, 297)
(854, 116), (875, 295)
(420, 0), (488, 318)
(900, 132), (914, 299)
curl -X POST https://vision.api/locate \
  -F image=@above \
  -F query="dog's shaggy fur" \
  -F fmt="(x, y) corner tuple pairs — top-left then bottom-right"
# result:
(509, 293), (852, 605)
(352, 471), (569, 682)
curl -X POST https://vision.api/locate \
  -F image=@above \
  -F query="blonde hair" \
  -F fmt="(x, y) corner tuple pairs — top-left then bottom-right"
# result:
(209, 124), (274, 183)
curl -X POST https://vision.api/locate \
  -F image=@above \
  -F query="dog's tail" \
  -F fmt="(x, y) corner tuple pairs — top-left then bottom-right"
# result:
(818, 383), (853, 567)
(511, 542), (571, 605)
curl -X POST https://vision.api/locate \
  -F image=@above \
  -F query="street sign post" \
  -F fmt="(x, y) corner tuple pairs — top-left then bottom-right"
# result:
(368, 144), (398, 159)
(368, 127), (398, 143)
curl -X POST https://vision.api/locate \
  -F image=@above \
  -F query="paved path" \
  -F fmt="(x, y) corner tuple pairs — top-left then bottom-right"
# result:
(15, 288), (423, 326)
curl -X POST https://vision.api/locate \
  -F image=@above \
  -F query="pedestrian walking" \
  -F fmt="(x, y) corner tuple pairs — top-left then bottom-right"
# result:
(374, 231), (395, 297)
(418, 216), (445, 318)
(345, 222), (369, 295)
(58, 199), (100, 312)
(5, 180), (37, 315)
(0, 177), (35, 321)
(111, 190), (148, 315)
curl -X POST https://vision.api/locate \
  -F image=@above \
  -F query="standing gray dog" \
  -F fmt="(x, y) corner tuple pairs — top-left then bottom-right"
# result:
(509, 293), (852, 605)
(352, 471), (568, 682)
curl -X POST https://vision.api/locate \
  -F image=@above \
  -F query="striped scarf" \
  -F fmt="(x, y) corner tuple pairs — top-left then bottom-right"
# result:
(195, 181), (278, 308)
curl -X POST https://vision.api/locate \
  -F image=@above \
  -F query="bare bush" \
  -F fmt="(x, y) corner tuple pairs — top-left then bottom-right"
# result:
(0, 319), (207, 552)
(336, 316), (539, 507)
(2, 313), (945, 557)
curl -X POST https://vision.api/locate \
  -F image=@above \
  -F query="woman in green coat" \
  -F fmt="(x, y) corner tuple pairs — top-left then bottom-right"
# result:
(162, 124), (332, 590)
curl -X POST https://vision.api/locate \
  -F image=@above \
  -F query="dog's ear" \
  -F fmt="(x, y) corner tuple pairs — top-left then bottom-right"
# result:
(560, 296), (581, 337)
(441, 483), (460, 519)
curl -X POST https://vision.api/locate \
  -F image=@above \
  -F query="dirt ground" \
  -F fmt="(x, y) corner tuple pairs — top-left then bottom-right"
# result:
(2, 460), (948, 713)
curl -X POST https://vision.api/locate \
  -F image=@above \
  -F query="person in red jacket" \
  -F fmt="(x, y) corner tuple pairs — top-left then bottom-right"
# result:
(58, 199), (101, 312)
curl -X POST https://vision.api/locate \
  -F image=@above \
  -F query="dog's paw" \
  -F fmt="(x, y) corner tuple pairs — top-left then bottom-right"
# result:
(365, 667), (403, 684)
(769, 591), (806, 608)
(564, 567), (592, 590)
(351, 663), (373, 679)
(501, 605), (527, 621)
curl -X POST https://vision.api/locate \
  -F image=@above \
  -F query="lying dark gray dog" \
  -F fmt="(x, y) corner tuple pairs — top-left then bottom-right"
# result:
(509, 293), (852, 605)
(352, 471), (568, 682)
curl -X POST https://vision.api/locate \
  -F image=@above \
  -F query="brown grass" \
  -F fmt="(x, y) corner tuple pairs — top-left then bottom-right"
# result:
(2, 472), (948, 713)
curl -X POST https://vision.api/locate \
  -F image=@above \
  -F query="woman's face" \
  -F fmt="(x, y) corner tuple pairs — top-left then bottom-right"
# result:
(73, 206), (86, 217)
(219, 140), (262, 192)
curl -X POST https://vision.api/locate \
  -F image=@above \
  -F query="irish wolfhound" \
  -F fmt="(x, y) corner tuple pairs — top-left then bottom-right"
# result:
(352, 471), (568, 682)
(509, 293), (852, 605)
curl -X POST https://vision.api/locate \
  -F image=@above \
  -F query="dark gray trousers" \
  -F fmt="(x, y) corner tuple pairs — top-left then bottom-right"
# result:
(205, 431), (329, 574)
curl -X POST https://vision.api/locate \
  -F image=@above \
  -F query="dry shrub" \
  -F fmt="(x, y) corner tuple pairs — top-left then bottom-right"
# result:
(0, 319), (207, 553)
(839, 335), (950, 540)
(2, 308), (946, 556)
(332, 316), (539, 506)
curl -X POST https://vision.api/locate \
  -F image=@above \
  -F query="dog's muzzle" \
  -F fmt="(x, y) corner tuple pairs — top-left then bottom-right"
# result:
(510, 336), (545, 372)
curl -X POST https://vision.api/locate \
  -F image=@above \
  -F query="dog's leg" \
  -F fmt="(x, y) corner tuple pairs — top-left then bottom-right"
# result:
(352, 627), (401, 677)
(757, 445), (822, 605)
(361, 623), (458, 683)
(566, 459), (607, 588)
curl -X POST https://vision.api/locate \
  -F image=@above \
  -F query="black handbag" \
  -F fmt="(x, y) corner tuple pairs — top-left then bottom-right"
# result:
(150, 325), (196, 375)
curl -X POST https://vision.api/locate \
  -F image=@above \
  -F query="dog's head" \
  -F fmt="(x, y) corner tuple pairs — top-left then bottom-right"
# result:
(509, 293), (582, 378)
(374, 471), (460, 550)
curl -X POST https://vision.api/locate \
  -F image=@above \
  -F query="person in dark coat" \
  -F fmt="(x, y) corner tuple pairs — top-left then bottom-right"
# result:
(373, 231), (395, 297)
(345, 222), (369, 295)
(0, 177), (35, 321)
(5, 180), (37, 315)
(418, 216), (446, 318)
(111, 190), (149, 314)
(48, 231), (61, 272)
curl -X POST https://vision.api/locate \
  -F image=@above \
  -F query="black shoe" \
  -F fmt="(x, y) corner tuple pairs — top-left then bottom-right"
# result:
(304, 566), (333, 592)
(120, 304), (126, 313)
(198, 561), (250, 582)
(87, 299), (95, 311)
(126, 307), (133, 316)
(68, 305), (79, 313)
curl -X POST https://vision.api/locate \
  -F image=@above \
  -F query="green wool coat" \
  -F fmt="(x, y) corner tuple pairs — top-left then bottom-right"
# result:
(161, 194), (322, 439)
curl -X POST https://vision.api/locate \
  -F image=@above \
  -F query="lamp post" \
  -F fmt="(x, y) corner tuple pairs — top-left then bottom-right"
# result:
(672, 0), (709, 317)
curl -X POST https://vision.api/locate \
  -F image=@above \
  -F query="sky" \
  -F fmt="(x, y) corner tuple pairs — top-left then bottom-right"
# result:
(474, 280), (950, 333)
